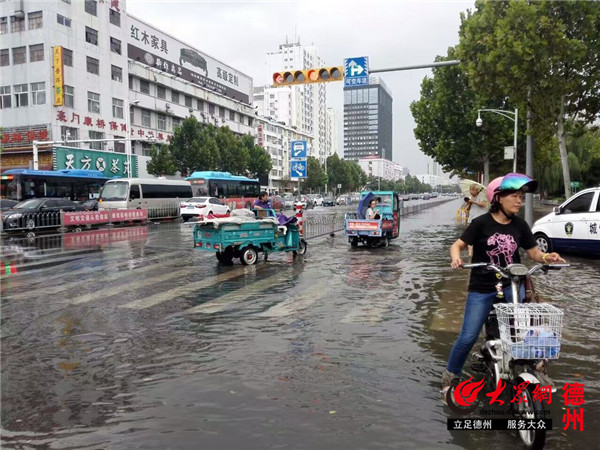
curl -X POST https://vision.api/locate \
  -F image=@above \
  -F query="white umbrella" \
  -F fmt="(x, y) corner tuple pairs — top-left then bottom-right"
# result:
(458, 179), (485, 197)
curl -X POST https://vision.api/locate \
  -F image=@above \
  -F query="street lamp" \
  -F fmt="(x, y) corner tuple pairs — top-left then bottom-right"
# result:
(476, 108), (518, 173)
(126, 99), (140, 178)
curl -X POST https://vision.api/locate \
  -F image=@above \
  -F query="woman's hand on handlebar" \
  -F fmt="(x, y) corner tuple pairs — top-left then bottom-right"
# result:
(451, 257), (463, 269)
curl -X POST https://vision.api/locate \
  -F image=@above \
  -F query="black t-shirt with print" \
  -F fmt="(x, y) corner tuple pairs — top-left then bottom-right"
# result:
(460, 213), (537, 292)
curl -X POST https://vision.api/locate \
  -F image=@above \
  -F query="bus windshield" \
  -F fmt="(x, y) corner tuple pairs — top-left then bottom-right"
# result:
(100, 182), (129, 201)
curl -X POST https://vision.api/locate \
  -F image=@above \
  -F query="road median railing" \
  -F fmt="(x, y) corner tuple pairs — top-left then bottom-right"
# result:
(304, 197), (455, 240)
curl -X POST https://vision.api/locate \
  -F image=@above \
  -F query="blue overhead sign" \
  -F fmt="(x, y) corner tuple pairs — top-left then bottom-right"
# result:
(290, 140), (307, 159)
(344, 57), (369, 87)
(290, 160), (307, 179)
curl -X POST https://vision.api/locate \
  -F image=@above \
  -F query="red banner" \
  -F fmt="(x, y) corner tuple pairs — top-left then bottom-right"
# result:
(346, 221), (379, 231)
(63, 209), (148, 226)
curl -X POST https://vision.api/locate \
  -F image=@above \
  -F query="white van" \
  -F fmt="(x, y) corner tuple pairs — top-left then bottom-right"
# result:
(99, 178), (193, 219)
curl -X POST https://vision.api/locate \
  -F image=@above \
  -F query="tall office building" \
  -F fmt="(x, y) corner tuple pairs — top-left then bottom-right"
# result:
(343, 76), (392, 162)
(262, 40), (330, 163)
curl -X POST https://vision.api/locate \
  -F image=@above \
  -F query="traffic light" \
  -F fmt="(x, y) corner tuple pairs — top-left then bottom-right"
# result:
(272, 67), (343, 86)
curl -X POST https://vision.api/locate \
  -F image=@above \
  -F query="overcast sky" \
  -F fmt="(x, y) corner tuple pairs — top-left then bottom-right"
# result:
(128, 0), (475, 174)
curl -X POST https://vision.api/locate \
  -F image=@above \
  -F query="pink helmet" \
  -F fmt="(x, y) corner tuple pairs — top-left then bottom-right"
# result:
(486, 176), (504, 203)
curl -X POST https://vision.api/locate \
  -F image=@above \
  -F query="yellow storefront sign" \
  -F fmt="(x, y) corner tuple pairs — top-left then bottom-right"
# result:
(53, 46), (64, 106)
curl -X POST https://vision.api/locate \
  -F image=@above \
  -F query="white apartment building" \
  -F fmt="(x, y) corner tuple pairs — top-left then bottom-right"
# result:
(255, 115), (313, 193)
(1, 0), (255, 177)
(261, 40), (331, 164)
(326, 107), (338, 157)
(358, 156), (404, 182)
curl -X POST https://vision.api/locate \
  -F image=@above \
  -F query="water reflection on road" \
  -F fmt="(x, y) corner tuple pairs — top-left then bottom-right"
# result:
(1, 200), (598, 449)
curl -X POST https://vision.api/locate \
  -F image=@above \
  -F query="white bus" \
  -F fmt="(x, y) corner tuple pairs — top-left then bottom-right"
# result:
(99, 178), (193, 219)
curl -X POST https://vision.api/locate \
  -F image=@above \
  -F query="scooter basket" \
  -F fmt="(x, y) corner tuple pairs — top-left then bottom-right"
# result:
(494, 303), (564, 360)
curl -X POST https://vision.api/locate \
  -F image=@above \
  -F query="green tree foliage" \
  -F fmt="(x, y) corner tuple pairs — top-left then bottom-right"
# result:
(162, 117), (271, 180)
(304, 156), (328, 192)
(146, 144), (176, 177)
(325, 154), (368, 193)
(242, 134), (272, 180)
(457, 0), (600, 197)
(410, 47), (514, 183)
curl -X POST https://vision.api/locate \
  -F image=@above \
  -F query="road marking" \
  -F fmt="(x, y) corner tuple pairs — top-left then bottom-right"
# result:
(66, 267), (194, 305)
(120, 265), (261, 310)
(4, 250), (187, 301)
(177, 270), (290, 315)
(259, 284), (331, 318)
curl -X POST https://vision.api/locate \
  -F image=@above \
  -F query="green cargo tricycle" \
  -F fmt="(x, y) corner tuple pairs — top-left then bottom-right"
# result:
(193, 209), (307, 265)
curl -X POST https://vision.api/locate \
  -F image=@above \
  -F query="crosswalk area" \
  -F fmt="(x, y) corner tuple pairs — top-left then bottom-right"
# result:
(1, 238), (402, 326)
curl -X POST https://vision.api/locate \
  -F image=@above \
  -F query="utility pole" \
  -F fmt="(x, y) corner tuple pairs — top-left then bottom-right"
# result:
(525, 89), (534, 226)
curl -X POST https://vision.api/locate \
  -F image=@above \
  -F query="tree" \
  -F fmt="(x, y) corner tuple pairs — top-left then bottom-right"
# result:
(304, 156), (328, 192)
(457, 0), (600, 197)
(146, 144), (176, 177)
(215, 126), (249, 174)
(167, 117), (219, 176)
(410, 47), (513, 184)
(242, 134), (272, 181)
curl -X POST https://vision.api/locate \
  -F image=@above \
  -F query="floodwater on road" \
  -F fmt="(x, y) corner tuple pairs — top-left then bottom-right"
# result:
(1, 200), (598, 449)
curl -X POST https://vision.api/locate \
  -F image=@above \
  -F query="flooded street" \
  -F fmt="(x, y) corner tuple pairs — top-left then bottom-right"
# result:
(1, 199), (598, 449)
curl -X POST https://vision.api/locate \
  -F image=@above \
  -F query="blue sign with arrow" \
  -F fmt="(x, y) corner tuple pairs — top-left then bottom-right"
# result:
(290, 140), (307, 159)
(344, 56), (369, 87)
(290, 160), (307, 179)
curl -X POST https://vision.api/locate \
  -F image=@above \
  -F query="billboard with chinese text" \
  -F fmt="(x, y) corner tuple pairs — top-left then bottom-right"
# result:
(53, 147), (138, 178)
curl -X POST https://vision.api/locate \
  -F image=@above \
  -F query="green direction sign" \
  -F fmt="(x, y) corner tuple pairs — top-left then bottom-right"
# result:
(570, 181), (580, 188)
(53, 147), (138, 178)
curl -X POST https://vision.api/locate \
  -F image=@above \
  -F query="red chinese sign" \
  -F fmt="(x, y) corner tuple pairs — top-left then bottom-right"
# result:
(1, 129), (49, 145)
(62, 209), (148, 226)
(346, 221), (380, 231)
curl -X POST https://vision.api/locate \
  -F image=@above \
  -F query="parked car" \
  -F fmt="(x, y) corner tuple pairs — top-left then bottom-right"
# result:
(298, 195), (314, 209)
(282, 193), (295, 210)
(401, 194), (411, 201)
(180, 197), (230, 221)
(313, 194), (324, 206)
(337, 195), (351, 206)
(410, 194), (419, 200)
(532, 186), (600, 256)
(0, 199), (19, 211)
(1, 198), (86, 231)
(269, 195), (284, 212)
(80, 199), (99, 211)
(322, 197), (336, 207)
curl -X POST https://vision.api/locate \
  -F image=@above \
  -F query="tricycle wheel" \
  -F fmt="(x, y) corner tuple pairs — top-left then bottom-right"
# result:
(216, 248), (234, 265)
(297, 239), (307, 255)
(350, 237), (359, 247)
(241, 247), (258, 265)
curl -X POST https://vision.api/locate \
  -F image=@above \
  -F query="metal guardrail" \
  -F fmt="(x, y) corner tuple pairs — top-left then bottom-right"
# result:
(146, 203), (181, 220)
(1, 211), (62, 234)
(304, 215), (346, 239)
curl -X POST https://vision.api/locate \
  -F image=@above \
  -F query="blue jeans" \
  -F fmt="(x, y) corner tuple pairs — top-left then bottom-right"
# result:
(446, 286), (524, 375)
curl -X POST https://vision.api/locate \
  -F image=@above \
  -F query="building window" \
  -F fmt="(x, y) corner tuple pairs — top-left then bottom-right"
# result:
(197, 99), (204, 111)
(171, 91), (179, 104)
(112, 98), (124, 118)
(140, 79), (150, 94)
(110, 37), (121, 54)
(157, 85), (166, 99)
(87, 56), (99, 75)
(157, 113), (166, 131)
(229, 110), (235, 121)
(64, 85), (74, 108)
(31, 82), (45, 105)
(111, 65), (122, 82)
(85, 0), (97, 16)
(62, 48), (73, 66)
(89, 131), (104, 150)
(11, 16), (25, 33)
(0, 86), (11, 109)
(114, 138), (125, 153)
(88, 91), (100, 114)
(0, 49), (8, 66)
(185, 96), (192, 108)
(141, 109), (151, 127)
(28, 11), (43, 29)
(172, 117), (181, 129)
(61, 126), (78, 144)
(109, 9), (121, 27)
(219, 107), (225, 118)
(12, 46), (26, 64)
(14, 84), (28, 107)
(208, 103), (215, 114)
(57, 14), (71, 27)
(85, 27), (98, 45)
(0, 17), (7, 34)
(29, 44), (44, 62)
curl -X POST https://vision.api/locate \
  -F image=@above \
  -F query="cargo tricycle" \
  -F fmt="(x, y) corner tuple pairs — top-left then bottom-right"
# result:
(344, 191), (401, 247)
(193, 209), (307, 264)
